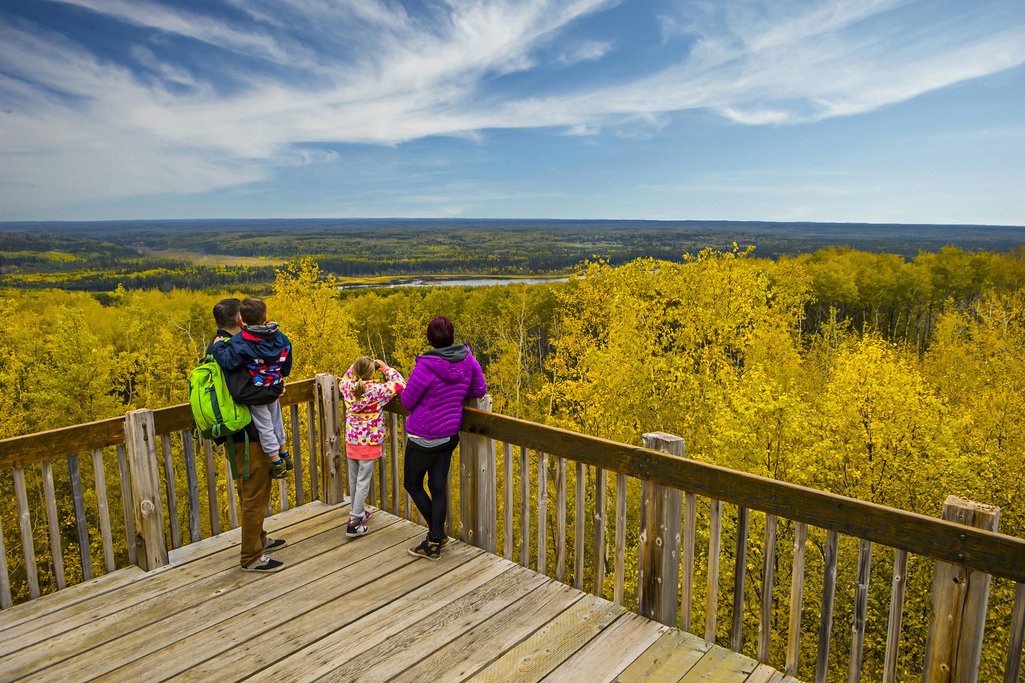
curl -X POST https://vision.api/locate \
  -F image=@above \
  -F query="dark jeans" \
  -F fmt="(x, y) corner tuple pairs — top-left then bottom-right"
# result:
(402, 436), (458, 542)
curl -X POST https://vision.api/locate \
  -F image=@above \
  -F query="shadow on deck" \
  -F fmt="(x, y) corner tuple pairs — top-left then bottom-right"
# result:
(0, 502), (795, 682)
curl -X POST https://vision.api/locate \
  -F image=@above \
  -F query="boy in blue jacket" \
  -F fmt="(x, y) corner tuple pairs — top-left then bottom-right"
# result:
(212, 297), (293, 479)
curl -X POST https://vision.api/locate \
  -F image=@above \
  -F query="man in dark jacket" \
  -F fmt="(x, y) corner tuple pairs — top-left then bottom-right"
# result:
(209, 298), (287, 573)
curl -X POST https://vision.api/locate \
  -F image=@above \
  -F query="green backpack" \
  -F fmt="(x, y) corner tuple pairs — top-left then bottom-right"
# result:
(188, 354), (253, 478)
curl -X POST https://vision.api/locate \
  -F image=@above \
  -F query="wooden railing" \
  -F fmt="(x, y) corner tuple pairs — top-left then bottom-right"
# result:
(3, 377), (1025, 682)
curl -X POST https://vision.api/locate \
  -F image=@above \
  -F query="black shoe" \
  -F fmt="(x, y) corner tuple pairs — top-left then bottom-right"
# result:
(426, 533), (449, 547)
(242, 554), (284, 572)
(264, 537), (286, 552)
(408, 539), (442, 561)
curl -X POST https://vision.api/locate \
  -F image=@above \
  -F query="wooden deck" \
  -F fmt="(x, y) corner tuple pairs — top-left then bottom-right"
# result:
(0, 502), (795, 683)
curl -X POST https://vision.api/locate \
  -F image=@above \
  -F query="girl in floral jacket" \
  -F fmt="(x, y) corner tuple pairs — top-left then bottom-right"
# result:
(340, 357), (405, 537)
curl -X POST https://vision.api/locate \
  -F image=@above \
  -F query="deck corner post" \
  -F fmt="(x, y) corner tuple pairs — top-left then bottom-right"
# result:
(923, 495), (1000, 683)
(124, 408), (169, 571)
(315, 373), (344, 505)
(461, 395), (496, 553)
(639, 432), (685, 626)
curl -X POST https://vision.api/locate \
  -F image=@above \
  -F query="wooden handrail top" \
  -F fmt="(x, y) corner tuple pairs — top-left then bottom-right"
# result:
(459, 407), (1025, 584)
(0, 378), (318, 470)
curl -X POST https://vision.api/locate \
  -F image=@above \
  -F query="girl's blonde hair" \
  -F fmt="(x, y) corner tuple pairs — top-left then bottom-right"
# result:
(352, 356), (376, 400)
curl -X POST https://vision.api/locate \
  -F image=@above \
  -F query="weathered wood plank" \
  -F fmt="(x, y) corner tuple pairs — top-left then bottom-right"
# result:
(224, 450), (239, 529)
(758, 514), (777, 663)
(123, 410), (168, 572)
(538, 451), (548, 575)
(0, 515), (10, 609)
(91, 449), (116, 573)
(462, 409), (1025, 582)
(316, 373), (343, 505)
(706, 498), (723, 643)
(614, 471), (627, 605)
(786, 522), (808, 677)
(181, 430), (201, 543)
(306, 401), (319, 502)
(116, 444), (138, 566)
(160, 435), (182, 549)
(202, 438), (219, 536)
(594, 467), (607, 598)
(678, 645), (759, 682)
(883, 548), (907, 683)
(614, 629), (713, 683)
(732, 505), (749, 652)
(391, 580), (582, 683)
(291, 403), (305, 507)
(0, 416), (124, 469)
(389, 412), (398, 515)
(556, 456), (567, 583)
(639, 432), (685, 628)
(815, 530), (840, 683)
(40, 460), (66, 590)
(1005, 582), (1025, 683)
(172, 545), (504, 682)
(0, 565), (144, 631)
(544, 612), (668, 683)
(67, 454), (93, 580)
(521, 445), (531, 568)
(746, 664), (789, 683)
(12, 467), (39, 599)
(681, 490), (696, 632)
(470, 594), (624, 683)
(848, 539), (872, 683)
(504, 442), (514, 561)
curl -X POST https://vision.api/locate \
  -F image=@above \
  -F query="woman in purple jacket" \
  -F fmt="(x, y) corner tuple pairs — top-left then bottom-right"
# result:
(402, 316), (487, 560)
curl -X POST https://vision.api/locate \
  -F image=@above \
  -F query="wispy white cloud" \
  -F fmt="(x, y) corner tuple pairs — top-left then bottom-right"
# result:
(0, 0), (1023, 217)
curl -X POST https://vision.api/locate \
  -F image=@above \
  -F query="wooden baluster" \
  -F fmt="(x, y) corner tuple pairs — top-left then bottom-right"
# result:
(315, 374), (343, 505)
(1005, 582), (1025, 683)
(389, 413), (399, 515)
(520, 446), (530, 567)
(706, 498), (723, 643)
(290, 404), (305, 507)
(0, 514), (11, 608)
(125, 409), (169, 571)
(614, 472), (627, 606)
(377, 440), (387, 512)
(555, 457), (567, 583)
(224, 452), (239, 529)
(67, 455), (92, 580)
(786, 522), (808, 677)
(537, 451), (548, 575)
(278, 474), (289, 514)
(40, 460), (65, 589)
(91, 449), (116, 573)
(731, 506), (749, 652)
(306, 401), (319, 502)
(815, 530), (840, 683)
(593, 467), (607, 598)
(574, 462), (586, 590)
(848, 540), (873, 682)
(681, 491), (696, 631)
(883, 548), (908, 683)
(12, 467), (39, 598)
(181, 430), (201, 543)
(758, 514), (777, 663)
(504, 442), (513, 561)
(160, 435), (182, 549)
(202, 438), (219, 536)
(116, 444), (138, 565)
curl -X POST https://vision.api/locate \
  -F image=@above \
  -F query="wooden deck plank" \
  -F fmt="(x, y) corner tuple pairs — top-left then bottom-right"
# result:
(256, 561), (548, 682)
(108, 539), (486, 680)
(678, 646), (759, 683)
(541, 612), (669, 683)
(0, 505), (358, 660)
(468, 594), (624, 683)
(172, 547), (505, 682)
(16, 520), (421, 682)
(745, 664), (789, 683)
(390, 580), (585, 683)
(614, 629), (714, 683)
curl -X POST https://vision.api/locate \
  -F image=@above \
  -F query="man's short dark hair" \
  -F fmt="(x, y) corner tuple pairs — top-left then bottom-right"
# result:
(213, 298), (241, 329)
(239, 298), (267, 326)
(427, 315), (454, 348)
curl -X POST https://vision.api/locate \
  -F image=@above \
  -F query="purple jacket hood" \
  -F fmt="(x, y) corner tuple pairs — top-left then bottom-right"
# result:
(401, 344), (487, 439)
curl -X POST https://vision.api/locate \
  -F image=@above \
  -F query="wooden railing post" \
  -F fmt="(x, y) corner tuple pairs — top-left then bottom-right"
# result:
(315, 373), (344, 505)
(638, 432), (684, 626)
(923, 496), (1000, 683)
(124, 409), (168, 571)
(460, 395), (496, 552)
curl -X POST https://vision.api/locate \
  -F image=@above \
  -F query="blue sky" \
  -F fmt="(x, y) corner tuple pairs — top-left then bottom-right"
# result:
(1, 0), (1023, 224)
